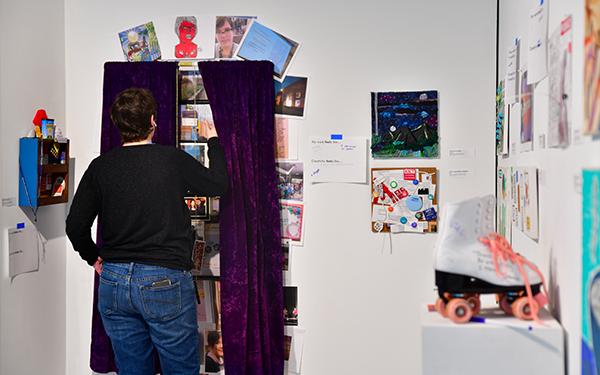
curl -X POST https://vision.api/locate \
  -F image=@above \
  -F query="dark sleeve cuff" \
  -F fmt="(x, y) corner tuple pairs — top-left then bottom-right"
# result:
(207, 137), (220, 147)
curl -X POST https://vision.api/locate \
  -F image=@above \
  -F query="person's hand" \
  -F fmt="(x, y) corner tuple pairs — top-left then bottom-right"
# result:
(93, 257), (103, 275)
(204, 120), (219, 139)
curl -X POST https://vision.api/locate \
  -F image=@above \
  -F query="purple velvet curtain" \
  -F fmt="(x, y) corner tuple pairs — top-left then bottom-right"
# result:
(199, 60), (284, 375)
(92, 61), (178, 373)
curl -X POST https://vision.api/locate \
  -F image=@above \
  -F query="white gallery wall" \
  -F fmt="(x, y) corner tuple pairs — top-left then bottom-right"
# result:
(498, 1), (600, 374)
(0, 0), (67, 374)
(65, 0), (496, 373)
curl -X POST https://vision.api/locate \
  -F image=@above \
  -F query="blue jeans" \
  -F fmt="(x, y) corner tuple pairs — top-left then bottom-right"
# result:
(98, 262), (199, 375)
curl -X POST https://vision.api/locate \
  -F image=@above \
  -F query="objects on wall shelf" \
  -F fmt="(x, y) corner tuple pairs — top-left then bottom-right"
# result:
(174, 16), (199, 58)
(118, 21), (161, 62)
(214, 16), (255, 59)
(19, 137), (69, 208)
(371, 91), (439, 158)
(433, 195), (548, 324)
(371, 167), (438, 233)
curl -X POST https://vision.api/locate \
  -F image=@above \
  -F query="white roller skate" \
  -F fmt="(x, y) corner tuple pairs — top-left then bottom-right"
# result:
(433, 195), (548, 323)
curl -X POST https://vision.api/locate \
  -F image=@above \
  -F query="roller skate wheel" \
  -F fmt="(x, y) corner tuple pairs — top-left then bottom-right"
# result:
(435, 298), (447, 318)
(511, 297), (539, 320)
(446, 298), (473, 324)
(466, 295), (481, 316)
(498, 294), (513, 316)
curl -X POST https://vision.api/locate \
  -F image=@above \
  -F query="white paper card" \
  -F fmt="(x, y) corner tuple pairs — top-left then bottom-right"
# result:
(527, 0), (549, 84)
(505, 40), (520, 104)
(8, 225), (39, 279)
(310, 137), (367, 183)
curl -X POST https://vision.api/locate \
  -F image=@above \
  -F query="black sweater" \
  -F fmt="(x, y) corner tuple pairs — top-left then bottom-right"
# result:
(66, 138), (228, 270)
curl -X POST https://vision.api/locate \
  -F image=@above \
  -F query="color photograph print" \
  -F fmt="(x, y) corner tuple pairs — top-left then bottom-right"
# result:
(280, 201), (304, 245)
(275, 76), (308, 118)
(185, 196), (209, 219)
(371, 168), (438, 233)
(180, 71), (208, 102)
(236, 20), (300, 81)
(284, 286), (298, 326)
(180, 142), (208, 166)
(371, 91), (439, 158)
(118, 21), (161, 62)
(180, 104), (214, 142)
(277, 161), (304, 201)
(583, 170), (600, 375)
(214, 16), (256, 59)
(520, 71), (534, 151)
(585, 0), (600, 136)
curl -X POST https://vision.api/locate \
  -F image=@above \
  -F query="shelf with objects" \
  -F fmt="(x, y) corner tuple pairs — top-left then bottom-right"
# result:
(19, 137), (70, 208)
(177, 62), (223, 374)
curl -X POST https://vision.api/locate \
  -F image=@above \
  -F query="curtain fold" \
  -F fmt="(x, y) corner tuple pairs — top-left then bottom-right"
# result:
(92, 61), (178, 374)
(199, 60), (284, 375)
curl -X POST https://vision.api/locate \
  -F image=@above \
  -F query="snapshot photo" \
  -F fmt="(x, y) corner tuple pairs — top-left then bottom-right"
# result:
(283, 286), (298, 326)
(214, 16), (256, 59)
(179, 70), (208, 102)
(235, 20), (300, 81)
(185, 196), (209, 219)
(277, 161), (304, 201)
(180, 104), (214, 142)
(274, 76), (308, 118)
(180, 142), (208, 166)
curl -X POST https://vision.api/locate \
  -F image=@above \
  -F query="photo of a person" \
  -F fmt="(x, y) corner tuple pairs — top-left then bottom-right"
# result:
(204, 331), (224, 373)
(214, 16), (255, 58)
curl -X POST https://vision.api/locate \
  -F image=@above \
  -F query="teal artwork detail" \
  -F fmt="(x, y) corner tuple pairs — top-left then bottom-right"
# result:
(582, 170), (600, 375)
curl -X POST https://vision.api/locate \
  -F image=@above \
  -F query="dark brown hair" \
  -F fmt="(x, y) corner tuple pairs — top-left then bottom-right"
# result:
(216, 17), (233, 31)
(110, 87), (157, 143)
(207, 331), (221, 347)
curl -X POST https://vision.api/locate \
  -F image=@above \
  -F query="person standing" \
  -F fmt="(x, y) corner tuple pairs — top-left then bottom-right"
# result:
(66, 87), (228, 374)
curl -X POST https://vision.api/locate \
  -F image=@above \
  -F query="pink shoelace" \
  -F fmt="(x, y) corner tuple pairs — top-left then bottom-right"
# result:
(479, 233), (548, 322)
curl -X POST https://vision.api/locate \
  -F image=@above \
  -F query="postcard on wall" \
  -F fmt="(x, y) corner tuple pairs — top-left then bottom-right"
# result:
(527, 0), (549, 83)
(496, 167), (512, 242)
(235, 20), (301, 81)
(280, 201), (304, 245)
(371, 168), (438, 233)
(118, 21), (161, 62)
(214, 16), (256, 59)
(284, 326), (306, 375)
(277, 161), (304, 201)
(505, 39), (520, 104)
(520, 71), (534, 152)
(310, 137), (367, 184)
(547, 16), (572, 148)
(585, 1), (600, 136)
(275, 76), (308, 118)
(180, 70), (208, 103)
(371, 91), (438, 159)
(511, 167), (539, 240)
(496, 80), (507, 156)
(284, 286), (298, 326)
(582, 169), (600, 375)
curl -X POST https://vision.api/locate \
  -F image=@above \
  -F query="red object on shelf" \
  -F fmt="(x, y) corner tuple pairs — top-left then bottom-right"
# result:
(32, 109), (48, 126)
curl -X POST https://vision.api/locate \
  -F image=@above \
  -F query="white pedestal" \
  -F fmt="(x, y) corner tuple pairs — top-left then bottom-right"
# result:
(422, 307), (564, 375)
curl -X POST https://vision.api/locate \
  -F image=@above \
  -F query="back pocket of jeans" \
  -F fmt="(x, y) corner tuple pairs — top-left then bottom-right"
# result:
(98, 277), (118, 315)
(140, 282), (181, 321)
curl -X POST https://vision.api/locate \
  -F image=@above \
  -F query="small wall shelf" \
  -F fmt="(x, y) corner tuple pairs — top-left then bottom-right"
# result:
(19, 137), (70, 208)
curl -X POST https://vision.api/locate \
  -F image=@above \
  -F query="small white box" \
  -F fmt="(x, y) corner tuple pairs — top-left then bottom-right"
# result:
(422, 307), (564, 375)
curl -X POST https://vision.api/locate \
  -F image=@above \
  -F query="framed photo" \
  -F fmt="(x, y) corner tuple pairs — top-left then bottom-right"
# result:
(185, 196), (209, 219)
(235, 20), (300, 82)
(180, 142), (208, 166)
(179, 70), (208, 103)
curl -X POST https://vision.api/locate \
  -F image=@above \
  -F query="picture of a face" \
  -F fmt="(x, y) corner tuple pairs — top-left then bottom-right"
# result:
(216, 20), (233, 48)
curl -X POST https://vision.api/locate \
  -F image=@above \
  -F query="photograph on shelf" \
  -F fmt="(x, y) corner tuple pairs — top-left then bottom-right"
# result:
(180, 142), (208, 166)
(180, 104), (214, 142)
(199, 223), (220, 277)
(585, 0), (600, 136)
(582, 170), (600, 375)
(185, 196), (209, 219)
(520, 71), (534, 152)
(277, 161), (304, 201)
(284, 286), (298, 326)
(496, 167), (512, 242)
(548, 15), (572, 149)
(174, 16), (199, 59)
(235, 20), (300, 81)
(274, 76), (308, 118)
(371, 168), (438, 233)
(214, 16), (256, 59)
(180, 70), (208, 102)
(371, 91), (439, 158)
(280, 201), (304, 245)
(118, 21), (161, 62)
